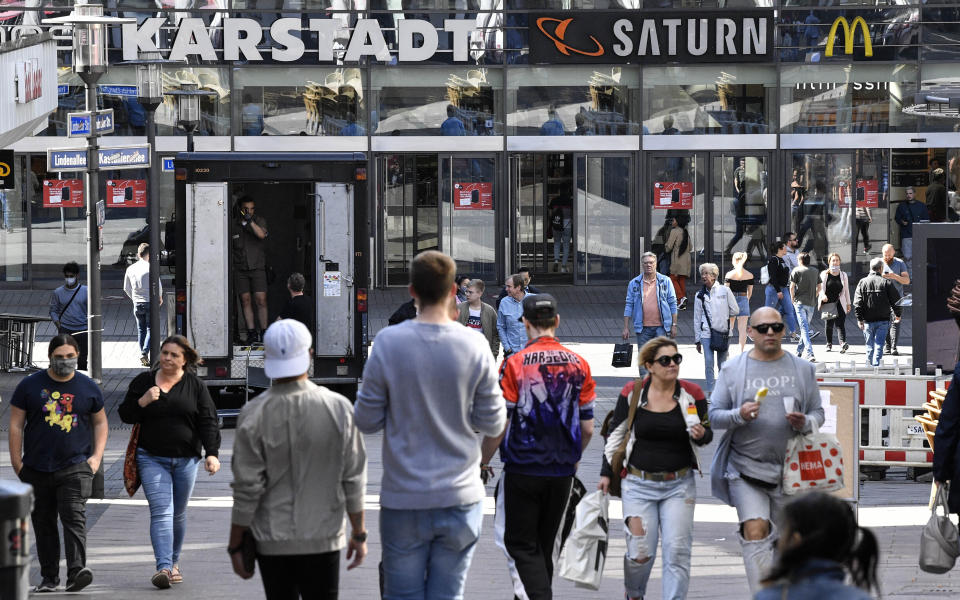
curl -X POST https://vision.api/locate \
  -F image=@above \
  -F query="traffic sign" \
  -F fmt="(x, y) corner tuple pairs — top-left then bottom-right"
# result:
(162, 157), (175, 173)
(67, 109), (116, 138)
(48, 144), (151, 171)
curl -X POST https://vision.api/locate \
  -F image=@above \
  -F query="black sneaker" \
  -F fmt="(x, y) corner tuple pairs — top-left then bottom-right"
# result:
(891, 348), (899, 356)
(66, 567), (93, 592)
(840, 342), (849, 354)
(883, 345), (891, 355)
(35, 578), (59, 592)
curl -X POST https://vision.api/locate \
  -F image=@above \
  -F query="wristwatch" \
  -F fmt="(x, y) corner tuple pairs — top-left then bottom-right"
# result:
(351, 531), (368, 543)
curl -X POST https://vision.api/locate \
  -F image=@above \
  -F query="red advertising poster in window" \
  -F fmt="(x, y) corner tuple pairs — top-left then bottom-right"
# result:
(856, 179), (879, 208)
(106, 179), (147, 207)
(43, 179), (84, 208)
(837, 181), (851, 208)
(653, 181), (693, 210)
(454, 182), (493, 210)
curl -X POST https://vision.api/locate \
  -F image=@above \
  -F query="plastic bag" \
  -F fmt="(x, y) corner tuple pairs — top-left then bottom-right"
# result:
(782, 426), (844, 495)
(558, 491), (609, 590)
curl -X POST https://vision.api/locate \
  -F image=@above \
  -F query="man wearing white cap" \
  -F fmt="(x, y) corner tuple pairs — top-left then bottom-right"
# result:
(229, 319), (368, 598)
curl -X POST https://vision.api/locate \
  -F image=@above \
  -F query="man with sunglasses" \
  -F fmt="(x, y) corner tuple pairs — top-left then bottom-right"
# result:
(709, 306), (824, 595)
(623, 252), (679, 376)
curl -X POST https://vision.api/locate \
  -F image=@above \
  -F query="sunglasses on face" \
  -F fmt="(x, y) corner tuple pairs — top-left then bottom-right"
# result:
(752, 322), (786, 334)
(652, 353), (683, 367)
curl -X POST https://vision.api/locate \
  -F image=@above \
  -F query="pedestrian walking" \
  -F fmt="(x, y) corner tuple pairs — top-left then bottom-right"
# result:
(724, 252), (754, 353)
(755, 493), (879, 600)
(230, 319), (367, 599)
(457, 278), (500, 358)
(782, 232), (800, 271)
(853, 258), (902, 367)
(818, 253), (851, 353)
(118, 335), (221, 588)
(854, 203), (872, 254)
(789, 252), (820, 362)
(880, 244), (910, 356)
(709, 306), (824, 595)
(664, 216), (691, 310)
(498, 273), (531, 358)
(49, 261), (89, 371)
(8, 334), (108, 592)
(622, 252), (679, 377)
(497, 267), (541, 309)
(763, 241), (799, 337)
(278, 272), (315, 336)
(694, 263), (739, 396)
(600, 337), (712, 600)
(124, 243), (162, 366)
(355, 250), (506, 600)
(482, 293), (596, 600)
(894, 187), (928, 269)
(927, 168), (948, 222)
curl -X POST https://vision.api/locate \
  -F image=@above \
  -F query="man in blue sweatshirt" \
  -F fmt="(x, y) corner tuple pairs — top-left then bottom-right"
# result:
(355, 250), (506, 600)
(49, 261), (89, 371)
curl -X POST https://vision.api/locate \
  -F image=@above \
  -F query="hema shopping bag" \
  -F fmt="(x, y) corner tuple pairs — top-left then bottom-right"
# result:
(782, 426), (844, 495)
(559, 491), (609, 590)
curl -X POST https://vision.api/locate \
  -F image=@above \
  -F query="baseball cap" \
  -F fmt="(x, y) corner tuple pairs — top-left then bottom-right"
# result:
(263, 319), (312, 379)
(519, 293), (558, 322)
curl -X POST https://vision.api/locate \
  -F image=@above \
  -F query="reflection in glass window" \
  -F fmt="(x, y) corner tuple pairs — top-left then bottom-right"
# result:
(780, 64), (917, 133)
(777, 9), (918, 62)
(918, 64), (960, 133)
(441, 157), (496, 282)
(373, 67), (501, 135)
(234, 67), (365, 136)
(28, 156), (87, 280)
(643, 65), (775, 135)
(0, 156), (28, 282)
(507, 66), (639, 135)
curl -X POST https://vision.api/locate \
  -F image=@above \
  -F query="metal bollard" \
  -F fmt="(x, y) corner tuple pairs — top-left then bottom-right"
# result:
(0, 481), (33, 600)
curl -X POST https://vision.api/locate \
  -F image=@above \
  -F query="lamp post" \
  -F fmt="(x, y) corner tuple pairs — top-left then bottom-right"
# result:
(164, 83), (217, 152)
(44, 2), (133, 383)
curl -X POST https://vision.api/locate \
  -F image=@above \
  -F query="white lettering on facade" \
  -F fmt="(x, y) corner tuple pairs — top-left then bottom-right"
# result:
(688, 18), (708, 56)
(716, 18), (737, 55)
(637, 19), (660, 56)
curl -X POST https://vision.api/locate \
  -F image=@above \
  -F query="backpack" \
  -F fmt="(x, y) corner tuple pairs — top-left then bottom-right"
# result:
(551, 207), (565, 231)
(760, 265), (770, 285)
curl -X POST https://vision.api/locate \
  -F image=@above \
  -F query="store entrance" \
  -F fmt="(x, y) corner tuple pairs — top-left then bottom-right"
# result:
(510, 153), (632, 285)
(646, 152), (769, 305)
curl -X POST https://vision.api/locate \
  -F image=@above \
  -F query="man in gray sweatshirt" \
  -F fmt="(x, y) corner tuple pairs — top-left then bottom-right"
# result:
(355, 250), (506, 599)
(709, 306), (824, 595)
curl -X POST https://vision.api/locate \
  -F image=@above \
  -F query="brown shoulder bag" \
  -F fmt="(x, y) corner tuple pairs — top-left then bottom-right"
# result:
(607, 379), (643, 497)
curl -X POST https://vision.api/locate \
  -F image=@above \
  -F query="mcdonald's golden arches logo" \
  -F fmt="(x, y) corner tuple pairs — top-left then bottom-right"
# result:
(0, 163), (10, 178)
(825, 16), (872, 58)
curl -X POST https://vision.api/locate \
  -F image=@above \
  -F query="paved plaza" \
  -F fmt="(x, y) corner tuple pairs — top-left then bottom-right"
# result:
(1, 285), (957, 598)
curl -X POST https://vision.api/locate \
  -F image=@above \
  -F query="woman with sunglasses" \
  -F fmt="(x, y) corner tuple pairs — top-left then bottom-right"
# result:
(599, 337), (712, 600)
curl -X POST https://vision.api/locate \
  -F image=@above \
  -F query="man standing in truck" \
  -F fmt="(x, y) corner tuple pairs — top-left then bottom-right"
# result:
(233, 196), (269, 344)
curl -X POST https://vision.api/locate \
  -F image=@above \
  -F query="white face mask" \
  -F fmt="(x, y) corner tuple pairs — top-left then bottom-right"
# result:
(830, 265), (840, 274)
(65, 276), (77, 286)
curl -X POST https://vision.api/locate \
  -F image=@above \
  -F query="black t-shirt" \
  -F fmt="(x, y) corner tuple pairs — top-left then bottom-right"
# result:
(629, 404), (694, 472)
(10, 370), (104, 472)
(280, 294), (315, 335)
(118, 371), (221, 458)
(824, 273), (844, 304)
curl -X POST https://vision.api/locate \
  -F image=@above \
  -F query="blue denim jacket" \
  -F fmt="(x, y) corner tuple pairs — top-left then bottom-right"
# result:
(497, 294), (528, 354)
(753, 560), (873, 600)
(624, 272), (677, 333)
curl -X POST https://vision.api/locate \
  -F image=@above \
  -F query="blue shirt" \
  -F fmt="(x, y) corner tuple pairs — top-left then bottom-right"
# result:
(881, 257), (909, 295)
(49, 284), (88, 331)
(441, 117), (466, 136)
(624, 273), (677, 332)
(340, 122), (365, 136)
(540, 118), (565, 136)
(497, 294), (528, 354)
(754, 559), (872, 600)
(10, 370), (104, 473)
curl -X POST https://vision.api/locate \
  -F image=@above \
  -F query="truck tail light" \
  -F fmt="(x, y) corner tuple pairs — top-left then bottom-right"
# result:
(215, 366), (228, 377)
(357, 288), (367, 313)
(176, 288), (186, 315)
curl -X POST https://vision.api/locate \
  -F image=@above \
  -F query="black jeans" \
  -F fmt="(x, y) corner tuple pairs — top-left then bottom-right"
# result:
(855, 218), (871, 249)
(502, 472), (574, 600)
(886, 308), (901, 349)
(257, 551), (340, 600)
(824, 300), (847, 345)
(58, 327), (88, 371)
(18, 462), (94, 581)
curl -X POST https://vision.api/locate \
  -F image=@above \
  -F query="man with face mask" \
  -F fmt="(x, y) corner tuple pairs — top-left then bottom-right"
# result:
(49, 261), (89, 371)
(8, 334), (108, 592)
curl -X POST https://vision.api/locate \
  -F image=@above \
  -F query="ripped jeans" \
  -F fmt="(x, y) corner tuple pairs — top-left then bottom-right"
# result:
(727, 472), (786, 596)
(619, 472), (696, 600)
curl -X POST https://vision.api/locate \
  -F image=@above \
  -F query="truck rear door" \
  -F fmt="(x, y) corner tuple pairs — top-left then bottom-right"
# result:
(314, 182), (354, 357)
(186, 182), (230, 359)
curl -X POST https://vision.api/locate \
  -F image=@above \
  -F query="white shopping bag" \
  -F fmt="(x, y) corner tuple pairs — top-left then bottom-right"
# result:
(782, 426), (844, 495)
(558, 490), (609, 590)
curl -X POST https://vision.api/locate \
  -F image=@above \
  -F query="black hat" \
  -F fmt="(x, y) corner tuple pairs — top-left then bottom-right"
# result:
(519, 293), (558, 322)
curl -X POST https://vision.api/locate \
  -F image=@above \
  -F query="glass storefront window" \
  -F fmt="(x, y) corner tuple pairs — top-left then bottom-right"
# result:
(441, 156), (496, 282)
(234, 67), (365, 136)
(28, 155), (88, 279)
(918, 64), (960, 133)
(778, 8), (919, 62)
(922, 6), (960, 61)
(780, 64), (917, 134)
(372, 67), (502, 135)
(644, 65), (775, 135)
(507, 66), (639, 135)
(0, 155), (28, 282)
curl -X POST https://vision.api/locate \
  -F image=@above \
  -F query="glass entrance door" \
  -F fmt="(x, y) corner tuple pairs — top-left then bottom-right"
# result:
(574, 155), (632, 284)
(712, 154), (770, 277)
(380, 154), (439, 286)
(441, 156), (497, 283)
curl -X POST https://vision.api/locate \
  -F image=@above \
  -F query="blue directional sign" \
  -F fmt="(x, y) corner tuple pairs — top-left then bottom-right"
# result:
(58, 84), (69, 95)
(98, 85), (138, 98)
(162, 157), (175, 173)
(67, 109), (116, 138)
(48, 144), (151, 171)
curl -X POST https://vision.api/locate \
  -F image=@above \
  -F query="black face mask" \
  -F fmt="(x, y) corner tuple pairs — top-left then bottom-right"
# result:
(50, 356), (78, 377)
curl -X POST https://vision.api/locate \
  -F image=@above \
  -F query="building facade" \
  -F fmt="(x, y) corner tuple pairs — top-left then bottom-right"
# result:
(0, 1), (958, 290)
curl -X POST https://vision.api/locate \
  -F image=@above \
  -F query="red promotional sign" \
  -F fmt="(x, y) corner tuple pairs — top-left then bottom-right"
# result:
(43, 179), (84, 208)
(856, 179), (879, 208)
(653, 181), (693, 210)
(106, 179), (147, 207)
(453, 182), (493, 210)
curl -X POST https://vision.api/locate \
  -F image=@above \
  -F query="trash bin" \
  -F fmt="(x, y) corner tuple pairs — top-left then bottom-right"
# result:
(0, 481), (33, 600)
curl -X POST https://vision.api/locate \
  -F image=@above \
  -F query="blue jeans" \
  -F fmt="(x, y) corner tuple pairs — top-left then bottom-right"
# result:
(134, 302), (150, 356)
(700, 335), (728, 396)
(552, 218), (571, 265)
(136, 448), (200, 571)
(636, 326), (667, 377)
(380, 502), (483, 600)
(763, 286), (798, 334)
(620, 472), (697, 600)
(794, 303), (815, 358)
(863, 321), (890, 367)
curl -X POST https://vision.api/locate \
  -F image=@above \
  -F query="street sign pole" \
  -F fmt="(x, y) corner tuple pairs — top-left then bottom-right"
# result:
(80, 71), (103, 382)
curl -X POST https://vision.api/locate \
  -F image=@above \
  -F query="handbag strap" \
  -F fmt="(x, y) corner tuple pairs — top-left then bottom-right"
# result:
(58, 285), (82, 322)
(615, 379), (644, 459)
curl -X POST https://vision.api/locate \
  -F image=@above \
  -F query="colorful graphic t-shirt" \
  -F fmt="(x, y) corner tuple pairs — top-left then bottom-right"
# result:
(498, 336), (596, 476)
(10, 370), (104, 473)
(467, 308), (483, 330)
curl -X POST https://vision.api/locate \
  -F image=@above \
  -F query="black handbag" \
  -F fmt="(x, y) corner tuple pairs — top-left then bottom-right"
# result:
(698, 288), (730, 353)
(612, 343), (633, 368)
